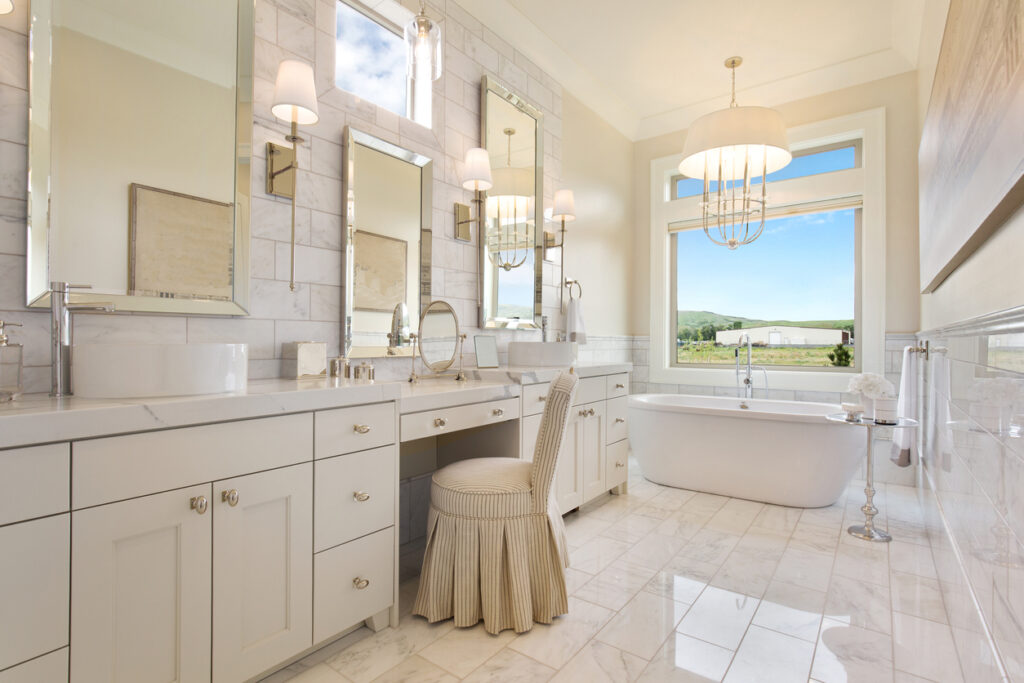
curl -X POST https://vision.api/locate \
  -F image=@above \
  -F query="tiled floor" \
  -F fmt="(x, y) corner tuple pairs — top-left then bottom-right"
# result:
(263, 462), (965, 682)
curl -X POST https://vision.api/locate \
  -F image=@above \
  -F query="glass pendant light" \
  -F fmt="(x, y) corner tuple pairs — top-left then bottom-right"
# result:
(405, 1), (441, 82)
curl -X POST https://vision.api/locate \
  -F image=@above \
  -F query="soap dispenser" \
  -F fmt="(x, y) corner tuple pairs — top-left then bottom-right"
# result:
(0, 320), (23, 401)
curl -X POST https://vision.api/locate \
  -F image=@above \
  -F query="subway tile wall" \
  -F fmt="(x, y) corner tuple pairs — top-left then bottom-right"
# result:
(0, 0), (566, 393)
(917, 315), (1024, 682)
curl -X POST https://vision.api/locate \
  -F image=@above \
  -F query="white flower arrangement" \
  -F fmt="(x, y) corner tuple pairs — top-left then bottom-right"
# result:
(966, 377), (1021, 406)
(847, 373), (896, 399)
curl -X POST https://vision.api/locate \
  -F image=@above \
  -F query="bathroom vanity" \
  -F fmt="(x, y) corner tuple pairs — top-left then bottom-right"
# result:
(0, 364), (628, 683)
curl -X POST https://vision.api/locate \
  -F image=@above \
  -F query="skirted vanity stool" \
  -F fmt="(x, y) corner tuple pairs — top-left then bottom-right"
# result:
(413, 371), (580, 634)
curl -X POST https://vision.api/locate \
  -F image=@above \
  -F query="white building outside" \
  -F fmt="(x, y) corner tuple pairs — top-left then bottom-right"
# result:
(715, 325), (850, 346)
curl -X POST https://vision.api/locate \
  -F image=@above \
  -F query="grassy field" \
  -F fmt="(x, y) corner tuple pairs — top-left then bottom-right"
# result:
(676, 344), (847, 367)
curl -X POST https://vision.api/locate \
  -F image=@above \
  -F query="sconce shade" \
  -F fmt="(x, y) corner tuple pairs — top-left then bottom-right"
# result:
(678, 106), (790, 180)
(552, 189), (576, 222)
(0, 0), (12, 15)
(271, 60), (319, 126)
(462, 148), (493, 191)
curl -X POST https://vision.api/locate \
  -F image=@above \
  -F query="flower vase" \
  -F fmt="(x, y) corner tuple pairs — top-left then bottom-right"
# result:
(860, 395), (875, 421)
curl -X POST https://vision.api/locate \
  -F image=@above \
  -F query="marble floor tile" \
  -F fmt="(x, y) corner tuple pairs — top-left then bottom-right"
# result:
(890, 572), (948, 624)
(273, 664), (350, 682)
(750, 504), (803, 536)
(637, 632), (734, 683)
(723, 624), (814, 682)
(892, 612), (963, 682)
(677, 585), (760, 650)
(574, 560), (658, 611)
(417, 623), (517, 677)
(654, 511), (713, 540)
(644, 568), (707, 604)
(811, 618), (894, 683)
(886, 519), (932, 547)
(565, 567), (593, 594)
(595, 591), (689, 659)
(824, 574), (893, 635)
(600, 513), (662, 544)
(773, 547), (835, 592)
(619, 533), (688, 571)
(789, 520), (841, 554)
(372, 656), (457, 683)
(570, 536), (634, 574)
(709, 548), (778, 597)
(681, 492), (730, 516)
(550, 640), (647, 683)
(704, 498), (764, 536)
(732, 527), (789, 561)
(565, 514), (616, 548)
(325, 616), (454, 683)
(833, 542), (890, 587)
(889, 541), (939, 579)
(752, 580), (826, 642)
(461, 648), (556, 682)
(682, 529), (742, 565)
(799, 504), (846, 529)
(508, 597), (615, 669)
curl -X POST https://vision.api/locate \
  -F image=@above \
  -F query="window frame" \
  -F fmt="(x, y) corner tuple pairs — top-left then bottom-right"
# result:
(648, 108), (887, 392)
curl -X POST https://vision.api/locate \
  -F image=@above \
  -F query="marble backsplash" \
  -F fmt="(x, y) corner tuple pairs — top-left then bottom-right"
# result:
(917, 308), (1024, 682)
(0, 0), (568, 394)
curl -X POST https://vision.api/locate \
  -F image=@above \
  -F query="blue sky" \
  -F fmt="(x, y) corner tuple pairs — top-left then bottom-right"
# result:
(335, 2), (407, 117)
(675, 208), (855, 321)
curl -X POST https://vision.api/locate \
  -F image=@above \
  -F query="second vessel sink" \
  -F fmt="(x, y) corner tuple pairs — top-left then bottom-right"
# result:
(72, 343), (248, 398)
(507, 341), (577, 367)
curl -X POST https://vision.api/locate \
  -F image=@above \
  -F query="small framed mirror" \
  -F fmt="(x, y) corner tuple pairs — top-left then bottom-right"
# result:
(474, 335), (499, 368)
(418, 301), (460, 373)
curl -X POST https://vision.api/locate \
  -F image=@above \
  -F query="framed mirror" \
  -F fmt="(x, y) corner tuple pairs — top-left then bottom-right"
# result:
(418, 300), (460, 373)
(342, 128), (432, 358)
(26, 0), (254, 314)
(480, 76), (543, 330)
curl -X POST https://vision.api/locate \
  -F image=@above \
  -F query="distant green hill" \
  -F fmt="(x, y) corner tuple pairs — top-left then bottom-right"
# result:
(677, 310), (853, 336)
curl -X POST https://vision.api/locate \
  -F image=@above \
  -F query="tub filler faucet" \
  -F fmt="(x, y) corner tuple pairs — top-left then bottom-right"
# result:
(735, 334), (767, 400)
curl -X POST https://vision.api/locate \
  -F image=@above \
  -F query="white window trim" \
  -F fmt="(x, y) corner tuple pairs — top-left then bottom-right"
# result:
(648, 107), (886, 392)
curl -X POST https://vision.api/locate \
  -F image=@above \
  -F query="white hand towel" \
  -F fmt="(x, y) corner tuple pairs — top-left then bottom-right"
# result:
(890, 345), (917, 467)
(566, 298), (587, 344)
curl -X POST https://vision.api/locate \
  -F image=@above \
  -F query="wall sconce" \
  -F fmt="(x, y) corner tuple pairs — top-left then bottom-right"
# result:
(454, 147), (492, 242)
(267, 60), (319, 291)
(549, 189), (576, 306)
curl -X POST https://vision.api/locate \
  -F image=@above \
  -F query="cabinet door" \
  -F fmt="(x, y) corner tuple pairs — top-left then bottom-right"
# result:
(71, 485), (212, 683)
(521, 413), (543, 461)
(554, 410), (584, 512)
(581, 401), (608, 502)
(213, 464), (312, 683)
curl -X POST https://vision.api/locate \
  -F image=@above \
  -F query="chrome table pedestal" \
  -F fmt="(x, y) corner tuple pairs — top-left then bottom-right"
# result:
(827, 413), (919, 543)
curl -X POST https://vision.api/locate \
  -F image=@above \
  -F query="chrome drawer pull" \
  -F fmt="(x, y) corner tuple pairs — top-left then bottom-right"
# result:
(615, 461), (625, 468)
(353, 577), (370, 590)
(615, 383), (625, 389)
(190, 496), (208, 515)
(492, 408), (504, 417)
(353, 491), (370, 502)
(434, 417), (447, 428)
(578, 409), (589, 417)
(588, 408), (596, 417)
(221, 489), (239, 507)
(615, 417), (626, 424)
(353, 424), (371, 434)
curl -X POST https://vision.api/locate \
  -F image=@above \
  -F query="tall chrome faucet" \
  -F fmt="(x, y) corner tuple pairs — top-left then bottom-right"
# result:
(734, 333), (768, 400)
(50, 282), (114, 397)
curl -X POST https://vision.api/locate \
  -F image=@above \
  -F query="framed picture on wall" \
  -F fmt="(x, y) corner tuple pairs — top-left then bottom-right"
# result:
(353, 230), (407, 312)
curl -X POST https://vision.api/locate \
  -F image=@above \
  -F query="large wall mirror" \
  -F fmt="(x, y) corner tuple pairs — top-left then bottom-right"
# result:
(480, 76), (543, 330)
(26, 0), (253, 314)
(342, 128), (432, 358)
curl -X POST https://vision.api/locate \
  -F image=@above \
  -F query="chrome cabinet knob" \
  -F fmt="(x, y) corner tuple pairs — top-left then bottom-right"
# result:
(578, 409), (589, 417)
(221, 489), (239, 507)
(353, 424), (371, 434)
(353, 577), (370, 590)
(615, 417), (626, 424)
(434, 417), (447, 428)
(587, 408), (596, 417)
(190, 496), (208, 515)
(492, 408), (504, 417)
(353, 491), (370, 502)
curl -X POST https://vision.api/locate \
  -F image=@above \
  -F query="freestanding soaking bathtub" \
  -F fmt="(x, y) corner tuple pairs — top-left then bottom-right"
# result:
(628, 394), (865, 507)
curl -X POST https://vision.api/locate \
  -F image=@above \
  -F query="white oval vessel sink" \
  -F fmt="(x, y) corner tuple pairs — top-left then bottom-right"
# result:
(72, 343), (248, 398)
(507, 341), (577, 367)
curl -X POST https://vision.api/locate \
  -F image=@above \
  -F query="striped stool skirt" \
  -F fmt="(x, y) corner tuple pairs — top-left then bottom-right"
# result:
(412, 372), (579, 635)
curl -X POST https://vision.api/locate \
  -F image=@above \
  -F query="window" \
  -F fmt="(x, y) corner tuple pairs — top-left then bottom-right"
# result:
(672, 209), (857, 368)
(334, 1), (432, 127)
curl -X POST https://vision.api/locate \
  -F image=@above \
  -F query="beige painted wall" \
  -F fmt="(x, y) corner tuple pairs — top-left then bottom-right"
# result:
(559, 91), (634, 336)
(632, 71), (921, 336)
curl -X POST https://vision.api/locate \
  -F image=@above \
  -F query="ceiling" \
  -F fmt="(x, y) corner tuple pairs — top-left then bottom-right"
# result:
(459, 0), (929, 140)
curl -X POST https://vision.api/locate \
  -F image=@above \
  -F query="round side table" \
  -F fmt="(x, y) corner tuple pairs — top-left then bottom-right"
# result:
(827, 413), (919, 543)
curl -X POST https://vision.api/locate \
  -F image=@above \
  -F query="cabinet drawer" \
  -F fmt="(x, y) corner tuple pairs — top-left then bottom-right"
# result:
(606, 396), (628, 444)
(401, 397), (520, 442)
(0, 443), (69, 525)
(315, 445), (396, 552)
(522, 382), (551, 416)
(74, 413), (312, 508)
(0, 647), (67, 683)
(0, 515), (69, 671)
(574, 377), (606, 405)
(315, 402), (396, 458)
(314, 527), (394, 643)
(606, 373), (630, 399)
(606, 440), (629, 489)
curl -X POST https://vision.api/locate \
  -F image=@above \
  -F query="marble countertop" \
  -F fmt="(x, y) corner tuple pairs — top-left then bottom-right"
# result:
(0, 362), (632, 449)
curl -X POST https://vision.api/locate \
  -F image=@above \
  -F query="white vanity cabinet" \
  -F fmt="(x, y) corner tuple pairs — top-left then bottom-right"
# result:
(521, 371), (631, 513)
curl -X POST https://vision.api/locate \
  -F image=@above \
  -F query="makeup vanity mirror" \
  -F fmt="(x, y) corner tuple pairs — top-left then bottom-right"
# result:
(479, 76), (543, 330)
(26, 0), (254, 314)
(342, 128), (432, 358)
